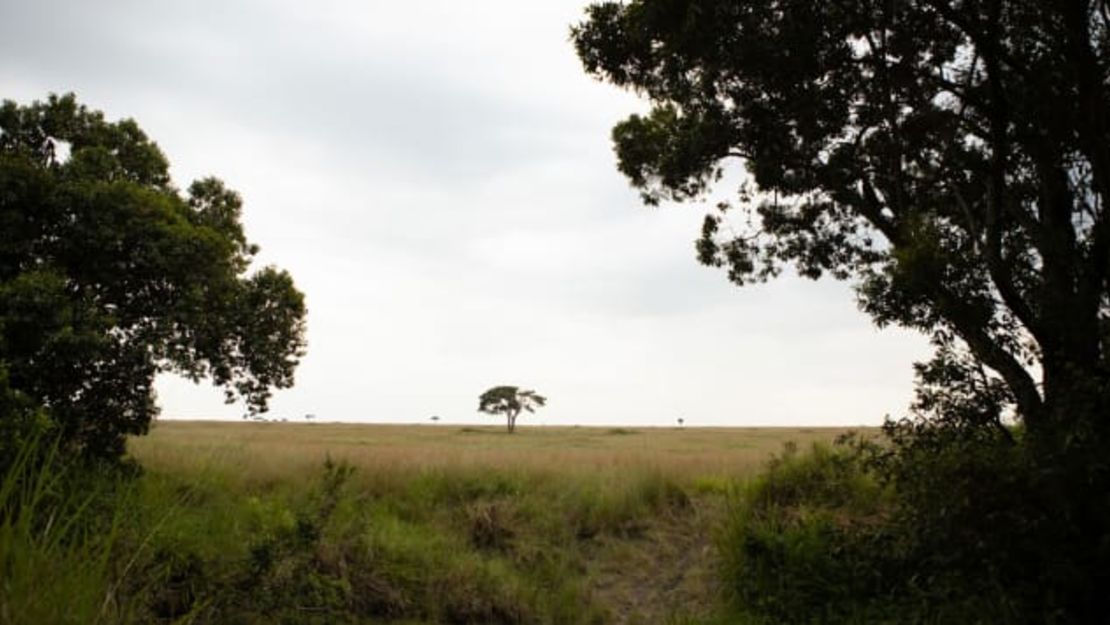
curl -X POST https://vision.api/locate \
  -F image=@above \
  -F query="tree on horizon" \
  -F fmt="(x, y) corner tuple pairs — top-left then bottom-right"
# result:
(478, 386), (546, 433)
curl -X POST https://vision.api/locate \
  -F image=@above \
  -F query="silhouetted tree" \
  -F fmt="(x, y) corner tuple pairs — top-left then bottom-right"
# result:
(574, 1), (1110, 616)
(574, 1), (1110, 452)
(0, 94), (307, 461)
(478, 386), (546, 433)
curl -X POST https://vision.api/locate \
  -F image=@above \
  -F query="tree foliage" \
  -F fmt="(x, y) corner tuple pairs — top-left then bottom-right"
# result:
(574, 0), (1110, 459)
(574, 1), (1110, 618)
(477, 386), (546, 433)
(0, 94), (307, 461)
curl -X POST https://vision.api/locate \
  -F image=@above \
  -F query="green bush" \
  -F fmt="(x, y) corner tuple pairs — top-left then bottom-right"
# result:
(868, 419), (1106, 623)
(719, 426), (1110, 624)
(719, 442), (900, 624)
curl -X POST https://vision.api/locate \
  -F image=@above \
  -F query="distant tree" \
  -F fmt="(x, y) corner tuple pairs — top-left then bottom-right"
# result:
(0, 94), (307, 461)
(478, 386), (546, 433)
(305, 413), (316, 423)
(430, 415), (440, 424)
(677, 417), (685, 428)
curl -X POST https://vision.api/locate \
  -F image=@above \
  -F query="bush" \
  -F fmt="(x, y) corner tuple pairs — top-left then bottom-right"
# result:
(869, 419), (1107, 623)
(720, 424), (1110, 624)
(719, 442), (900, 624)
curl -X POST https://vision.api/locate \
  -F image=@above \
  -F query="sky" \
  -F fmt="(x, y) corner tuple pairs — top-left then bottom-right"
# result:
(0, 1), (931, 427)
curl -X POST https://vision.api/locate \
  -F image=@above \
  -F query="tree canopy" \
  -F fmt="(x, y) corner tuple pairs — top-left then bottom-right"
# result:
(573, 0), (1110, 456)
(574, 2), (1110, 617)
(478, 386), (546, 433)
(0, 94), (307, 460)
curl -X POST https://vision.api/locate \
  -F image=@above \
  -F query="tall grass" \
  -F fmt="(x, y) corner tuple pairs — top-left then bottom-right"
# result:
(0, 438), (130, 624)
(131, 422), (863, 485)
(2, 423), (858, 623)
(111, 455), (631, 623)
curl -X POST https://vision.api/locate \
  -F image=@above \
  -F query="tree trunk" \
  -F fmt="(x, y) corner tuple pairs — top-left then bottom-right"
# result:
(1037, 358), (1107, 458)
(1033, 357), (1110, 617)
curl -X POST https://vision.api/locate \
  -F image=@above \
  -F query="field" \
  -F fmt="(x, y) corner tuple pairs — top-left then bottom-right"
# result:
(7, 422), (871, 624)
(128, 422), (864, 623)
(132, 421), (861, 483)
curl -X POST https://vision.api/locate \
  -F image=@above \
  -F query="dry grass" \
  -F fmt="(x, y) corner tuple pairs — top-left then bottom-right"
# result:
(131, 420), (870, 485)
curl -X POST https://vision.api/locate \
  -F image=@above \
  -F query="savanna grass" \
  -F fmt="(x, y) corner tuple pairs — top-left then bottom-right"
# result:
(0, 437), (135, 624)
(5, 422), (862, 624)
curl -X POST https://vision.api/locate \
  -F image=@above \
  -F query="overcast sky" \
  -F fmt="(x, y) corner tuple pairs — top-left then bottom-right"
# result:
(1, 1), (930, 426)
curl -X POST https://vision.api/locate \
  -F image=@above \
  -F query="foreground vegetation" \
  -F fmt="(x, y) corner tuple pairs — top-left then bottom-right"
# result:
(6, 420), (1103, 623)
(574, 3), (1110, 621)
(2, 422), (858, 624)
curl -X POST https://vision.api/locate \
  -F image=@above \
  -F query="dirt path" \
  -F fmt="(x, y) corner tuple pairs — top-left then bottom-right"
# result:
(584, 496), (724, 624)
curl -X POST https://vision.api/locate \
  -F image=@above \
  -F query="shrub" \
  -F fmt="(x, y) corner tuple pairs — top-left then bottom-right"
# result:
(719, 426), (1109, 624)
(867, 419), (1102, 623)
(719, 442), (899, 624)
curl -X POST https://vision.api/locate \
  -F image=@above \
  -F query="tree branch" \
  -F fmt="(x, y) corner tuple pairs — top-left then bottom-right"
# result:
(933, 288), (1045, 423)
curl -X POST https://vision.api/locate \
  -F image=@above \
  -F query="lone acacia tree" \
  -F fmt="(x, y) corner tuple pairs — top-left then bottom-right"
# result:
(478, 386), (546, 433)
(0, 94), (307, 461)
(573, 1), (1110, 462)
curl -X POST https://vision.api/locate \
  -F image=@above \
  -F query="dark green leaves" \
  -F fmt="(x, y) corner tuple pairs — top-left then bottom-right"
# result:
(575, 4), (1110, 618)
(0, 94), (307, 460)
(477, 386), (546, 433)
(574, 0), (1110, 433)
(612, 105), (731, 205)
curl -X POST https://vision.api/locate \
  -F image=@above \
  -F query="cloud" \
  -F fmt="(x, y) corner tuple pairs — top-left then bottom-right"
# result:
(1, 0), (931, 426)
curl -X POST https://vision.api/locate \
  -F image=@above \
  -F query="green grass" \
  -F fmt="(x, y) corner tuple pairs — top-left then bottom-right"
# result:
(0, 439), (134, 624)
(2, 422), (869, 624)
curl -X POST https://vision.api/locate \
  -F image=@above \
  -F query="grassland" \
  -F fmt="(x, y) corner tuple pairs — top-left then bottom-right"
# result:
(6, 422), (871, 624)
(132, 421), (859, 483)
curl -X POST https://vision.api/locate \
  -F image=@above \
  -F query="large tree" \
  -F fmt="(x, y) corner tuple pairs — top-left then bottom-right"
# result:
(0, 94), (307, 460)
(573, 1), (1110, 461)
(574, 5), (1110, 616)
